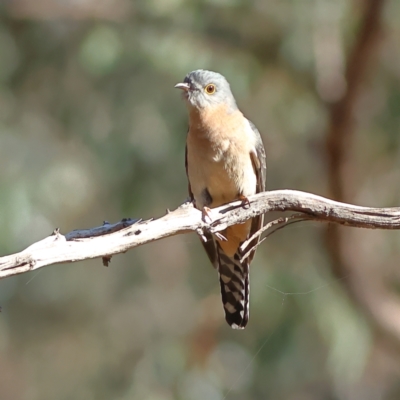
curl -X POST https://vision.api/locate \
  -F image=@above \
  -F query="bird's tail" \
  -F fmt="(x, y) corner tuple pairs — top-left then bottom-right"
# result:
(216, 244), (249, 329)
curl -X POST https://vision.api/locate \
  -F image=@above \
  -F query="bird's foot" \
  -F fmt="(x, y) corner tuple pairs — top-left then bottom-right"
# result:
(201, 206), (214, 224)
(215, 232), (227, 241)
(238, 194), (250, 209)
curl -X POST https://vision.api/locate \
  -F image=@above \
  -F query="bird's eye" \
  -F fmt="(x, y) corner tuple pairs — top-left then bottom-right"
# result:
(205, 84), (216, 94)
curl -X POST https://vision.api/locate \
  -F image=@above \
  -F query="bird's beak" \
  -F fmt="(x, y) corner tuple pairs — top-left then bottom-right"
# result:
(174, 82), (190, 91)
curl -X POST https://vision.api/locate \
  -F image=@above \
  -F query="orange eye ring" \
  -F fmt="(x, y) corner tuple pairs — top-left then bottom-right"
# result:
(205, 84), (216, 94)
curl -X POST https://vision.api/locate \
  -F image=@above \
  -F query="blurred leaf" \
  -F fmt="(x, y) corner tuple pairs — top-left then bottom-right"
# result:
(79, 25), (122, 76)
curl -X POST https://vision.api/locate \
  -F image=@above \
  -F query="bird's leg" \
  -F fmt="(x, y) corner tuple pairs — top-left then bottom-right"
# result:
(201, 207), (226, 241)
(238, 194), (250, 209)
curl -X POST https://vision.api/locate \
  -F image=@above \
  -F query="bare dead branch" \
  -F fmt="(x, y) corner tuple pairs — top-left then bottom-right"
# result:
(1, 189), (400, 280)
(239, 214), (314, 262)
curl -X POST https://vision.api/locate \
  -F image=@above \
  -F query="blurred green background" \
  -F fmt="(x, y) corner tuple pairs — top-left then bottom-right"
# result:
(1, 0), (400, 399)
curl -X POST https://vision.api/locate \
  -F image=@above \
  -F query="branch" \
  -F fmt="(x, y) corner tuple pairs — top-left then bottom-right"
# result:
(1, 189), (400, 280)
(322, 0), (400, 346)
(325, 0), (385, 201)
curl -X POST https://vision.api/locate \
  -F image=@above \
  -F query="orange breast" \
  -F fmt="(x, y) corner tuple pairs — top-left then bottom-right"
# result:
(186, 104), (256, 209)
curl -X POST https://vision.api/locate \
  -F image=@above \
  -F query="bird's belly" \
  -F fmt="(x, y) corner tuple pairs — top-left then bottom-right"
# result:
(188, 151), (256, 209)
(205, 163), (238, 205)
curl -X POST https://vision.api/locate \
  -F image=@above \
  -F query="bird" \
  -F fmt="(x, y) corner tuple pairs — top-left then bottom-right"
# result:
(175, 69), (266, 329)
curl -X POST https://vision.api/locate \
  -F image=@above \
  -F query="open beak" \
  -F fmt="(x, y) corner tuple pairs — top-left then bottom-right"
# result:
(174, 82), (190, 91)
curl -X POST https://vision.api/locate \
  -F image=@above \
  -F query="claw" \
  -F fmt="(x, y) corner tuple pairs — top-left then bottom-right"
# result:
(202, 207), (213, 224)
(215, 232), (227, 241)
(238, 194), (250, 208)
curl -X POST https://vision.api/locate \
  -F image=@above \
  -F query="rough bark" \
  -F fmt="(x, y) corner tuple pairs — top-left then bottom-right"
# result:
(1, 189), (400, 280)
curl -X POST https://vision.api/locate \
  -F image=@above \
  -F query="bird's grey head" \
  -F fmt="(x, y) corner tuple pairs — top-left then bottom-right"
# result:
(175, 69), (238, 112)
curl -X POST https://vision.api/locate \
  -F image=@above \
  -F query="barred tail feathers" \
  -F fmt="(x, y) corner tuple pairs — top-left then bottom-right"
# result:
(217, 245), (250, 329)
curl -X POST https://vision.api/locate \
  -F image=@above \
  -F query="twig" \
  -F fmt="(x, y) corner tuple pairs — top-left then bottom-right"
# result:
(239, 214), (315, 262)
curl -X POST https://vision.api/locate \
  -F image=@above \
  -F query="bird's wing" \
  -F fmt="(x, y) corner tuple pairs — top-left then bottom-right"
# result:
(185, 142), (219, 269)
(247, 119), (267, 263)
(248, 119), (267, 193)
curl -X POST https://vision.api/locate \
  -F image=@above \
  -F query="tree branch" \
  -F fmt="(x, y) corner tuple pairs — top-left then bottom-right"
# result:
(325, 0), (385, 201)
(1, 189), (400, 280)
(322, 0), (400, 346)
